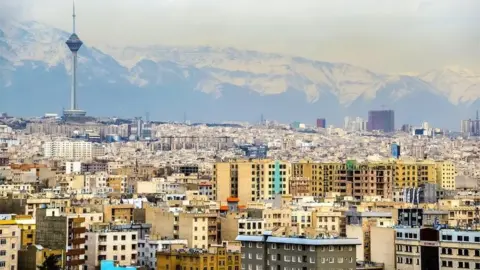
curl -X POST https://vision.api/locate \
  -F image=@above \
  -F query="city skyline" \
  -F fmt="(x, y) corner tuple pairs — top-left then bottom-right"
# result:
(1, 0), (479, 73)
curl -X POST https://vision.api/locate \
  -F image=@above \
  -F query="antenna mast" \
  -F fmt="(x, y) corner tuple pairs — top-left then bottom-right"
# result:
(72, 0), (76, 33)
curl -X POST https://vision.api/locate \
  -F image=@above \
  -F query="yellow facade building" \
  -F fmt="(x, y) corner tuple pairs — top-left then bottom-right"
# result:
(0, 214), (36, 247)
(156, 246), (241, 270)
(435, 161), (456, 190)
(213, 159), (290, 204)
(394, 160), (437, 188)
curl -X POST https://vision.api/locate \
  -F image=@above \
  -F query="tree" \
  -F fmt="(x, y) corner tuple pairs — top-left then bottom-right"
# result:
(37, 254), (62, 270)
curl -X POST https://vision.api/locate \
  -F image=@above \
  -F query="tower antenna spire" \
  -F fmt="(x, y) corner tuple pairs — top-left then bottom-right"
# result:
(72, 0), (76, 33)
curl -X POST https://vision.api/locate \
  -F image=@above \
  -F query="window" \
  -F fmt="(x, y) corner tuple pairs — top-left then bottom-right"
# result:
(309, 246), (315, 252)
(113, 246), (118, 251)
(309, 257), (315, 264)
(284, 256), (290, 262)
(113, 236), (118, 241)
(256, 254), (262, 260)
(0, 251), (4, 256)
(271, 244), (276, 249)
(248, 253), (252, 259)
(271, 255), (276, 261)
(256, 243), (262, 248)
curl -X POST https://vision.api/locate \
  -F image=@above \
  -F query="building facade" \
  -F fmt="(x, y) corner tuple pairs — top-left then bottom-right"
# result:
(236, 233), (360, 270)
(367, 110), (395, 132)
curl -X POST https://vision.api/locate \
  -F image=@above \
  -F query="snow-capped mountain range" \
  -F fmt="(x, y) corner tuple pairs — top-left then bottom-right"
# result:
(1, 20), (479, 128)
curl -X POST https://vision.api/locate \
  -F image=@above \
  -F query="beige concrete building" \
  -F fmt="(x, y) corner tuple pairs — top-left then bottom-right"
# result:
(238, 218), (264, 236)
(103, 204), (134, 223)
(371, 226), (395, 270)
(436, 161), (456, 190)
(0, 224), (21, 270)
(311, 209), (345, 237)
(85, 227), (138, 270)
(145, 209), (219, 248)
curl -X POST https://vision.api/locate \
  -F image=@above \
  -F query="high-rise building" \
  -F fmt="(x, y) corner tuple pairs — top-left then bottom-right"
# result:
(436, 161), (456, 190)
(344, 116), (367, 132)
(367, 110), (395, 132)
(391, 143), (401, 159)
(43, 141), (105, 160)
(213, 160), (290, 204)
(63, 0), (87, 122)
(35, 208), (86, 270)
(461, 111), (480, 135)
(316, 118), (326, 128)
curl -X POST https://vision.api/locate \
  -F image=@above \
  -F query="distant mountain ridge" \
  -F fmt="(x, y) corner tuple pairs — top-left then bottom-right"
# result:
(0, 20), (478, 129)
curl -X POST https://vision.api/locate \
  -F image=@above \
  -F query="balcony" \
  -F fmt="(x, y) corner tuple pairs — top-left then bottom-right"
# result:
(69, 237), (86, 245)
(66, 259), (86, 266)
(72, 227), (86, 234)
(66, 248), (85, 256)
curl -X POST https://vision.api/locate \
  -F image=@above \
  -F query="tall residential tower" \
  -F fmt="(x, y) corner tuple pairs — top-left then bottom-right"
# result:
(63, 0), (87, 121)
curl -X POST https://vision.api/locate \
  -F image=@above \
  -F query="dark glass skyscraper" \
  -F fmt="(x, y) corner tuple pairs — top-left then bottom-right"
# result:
(316, 118), (326, 128)
(367, 110), (395, 132)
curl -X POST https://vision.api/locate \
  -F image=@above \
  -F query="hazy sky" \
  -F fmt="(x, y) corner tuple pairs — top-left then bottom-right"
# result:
(3, 0), (480, 73)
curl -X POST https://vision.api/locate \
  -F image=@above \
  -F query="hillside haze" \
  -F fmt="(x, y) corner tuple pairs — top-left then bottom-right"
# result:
(0, 20), (478, 128)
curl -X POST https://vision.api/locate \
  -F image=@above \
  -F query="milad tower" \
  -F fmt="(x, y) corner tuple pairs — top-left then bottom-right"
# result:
(63, 0), (87, 122)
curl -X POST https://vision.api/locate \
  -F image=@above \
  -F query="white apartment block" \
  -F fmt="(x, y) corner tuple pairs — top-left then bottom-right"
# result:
(0, 184), (34, 196)
(85, 230), (138, 270)
(43, 141), (105, 160)
(138, 238), (188, 270)
(0, 225), (20, 270)
(66, 161), (82, 174)
(85, 172), (111, 195)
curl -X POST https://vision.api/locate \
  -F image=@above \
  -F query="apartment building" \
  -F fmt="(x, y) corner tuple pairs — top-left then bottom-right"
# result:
(346, 211), (393, 262)
(238, 218), (265, 236)
(394, 160), (436, 189)
(0, 224), (20, 270)
(0, 214), (36, 247)
(213, 159), (290, 204)
(43, 140), (105, 160)
(106, 175), (128, 194)
(103, 204), (135, 223)
(291, 209), (313, 236)
(311, 210), (346, 237)
(237, 233), (360, 270)
(156, 246), (241, 270)
(65, 161), (108, 175)
(137, 237), (188, 270)
(146, 209), (219, 248)
(84, 172), (110, 195)
(394, 227), (480, 270)
(292, 161), (394, 200)
(0, 184), (34, 196)
(35, 208), (86, 270)
(85, 227), (138, 270)
(18, 245), (64, 270)
(436, 161), (456, 190)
